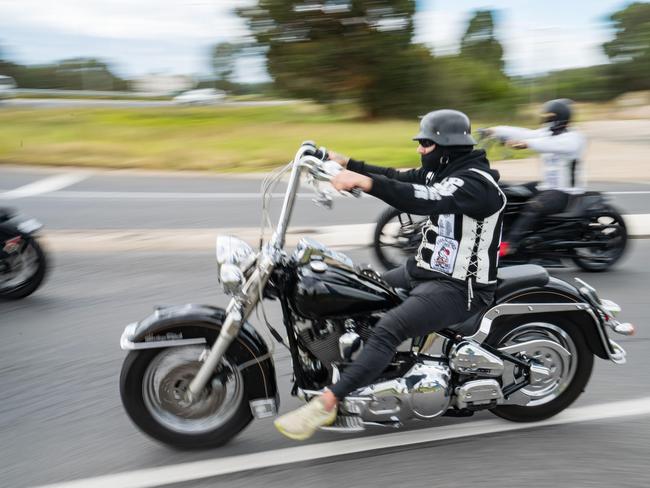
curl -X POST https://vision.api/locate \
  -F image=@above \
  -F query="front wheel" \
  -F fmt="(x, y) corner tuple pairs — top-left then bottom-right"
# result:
(0, 236), (47, 299)
(373, 207), (426, 270)
(487, 316), (593, 422)
(120, 345), (253, 449)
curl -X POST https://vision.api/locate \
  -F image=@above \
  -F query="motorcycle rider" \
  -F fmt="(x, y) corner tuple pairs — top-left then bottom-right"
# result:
(274, 109), (506, 440)
(485, 99), (586, 256)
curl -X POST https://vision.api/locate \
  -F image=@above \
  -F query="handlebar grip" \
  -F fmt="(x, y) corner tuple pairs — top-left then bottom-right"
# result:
(314, 146), (327, 161)
(301, 141), (327, 160)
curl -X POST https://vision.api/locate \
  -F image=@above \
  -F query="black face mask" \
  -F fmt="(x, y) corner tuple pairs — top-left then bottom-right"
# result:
(421, 146), (449, 174)
(421, 145), (473, 175)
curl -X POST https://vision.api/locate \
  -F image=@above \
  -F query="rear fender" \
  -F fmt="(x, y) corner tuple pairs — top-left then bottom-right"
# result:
(120, 304), (278, 404)
(476, 277), (614, 360)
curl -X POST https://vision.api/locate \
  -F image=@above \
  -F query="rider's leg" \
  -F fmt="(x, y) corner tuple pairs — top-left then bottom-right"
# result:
(274, 279), (493, 440)
(505, 189), (569, 253)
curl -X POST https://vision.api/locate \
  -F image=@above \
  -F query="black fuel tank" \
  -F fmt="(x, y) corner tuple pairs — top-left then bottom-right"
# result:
(291, 256), (401, 320)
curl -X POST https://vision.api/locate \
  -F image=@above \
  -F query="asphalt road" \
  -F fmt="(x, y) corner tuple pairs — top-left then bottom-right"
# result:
(1, 166), (650, 487)
(0, 242), (649, 488)
(1, 166), (650, 230)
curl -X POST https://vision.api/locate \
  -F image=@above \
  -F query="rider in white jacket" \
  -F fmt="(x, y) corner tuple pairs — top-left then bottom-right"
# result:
(488, 99), (586, 255)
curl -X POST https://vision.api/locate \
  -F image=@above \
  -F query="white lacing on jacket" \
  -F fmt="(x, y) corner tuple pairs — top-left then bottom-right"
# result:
(462, 220), (485, 310)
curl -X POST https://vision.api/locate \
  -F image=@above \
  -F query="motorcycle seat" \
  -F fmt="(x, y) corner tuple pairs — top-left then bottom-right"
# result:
(441, 265), (550, 337)
(495, 264), (549, 299)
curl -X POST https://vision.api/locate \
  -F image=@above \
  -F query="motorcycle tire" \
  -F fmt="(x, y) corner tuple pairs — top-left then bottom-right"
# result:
(120, 346), (253, 450)
(572, 206), (628, 272)
(0, 236), (48, 300)
(373, 206), (424, 270)
(486, 315), (593, 422)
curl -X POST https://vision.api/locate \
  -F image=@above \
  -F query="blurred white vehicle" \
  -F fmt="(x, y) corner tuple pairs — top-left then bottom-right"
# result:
(0, 75), (16, 99)
(172, 88), (225, 105)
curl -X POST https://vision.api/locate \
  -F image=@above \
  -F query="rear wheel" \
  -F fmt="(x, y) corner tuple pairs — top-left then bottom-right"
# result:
(120, 345), (253, 449)
(373, 207), (426, 270)
(573, 207), (627, 272)
(487, 316), (593, 422)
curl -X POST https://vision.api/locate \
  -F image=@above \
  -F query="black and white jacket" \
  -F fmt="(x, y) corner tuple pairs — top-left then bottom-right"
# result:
(349, 150), (506, 303)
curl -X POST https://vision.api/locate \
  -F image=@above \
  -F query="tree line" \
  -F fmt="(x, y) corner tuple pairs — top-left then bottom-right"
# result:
(2, 2), (649, 116)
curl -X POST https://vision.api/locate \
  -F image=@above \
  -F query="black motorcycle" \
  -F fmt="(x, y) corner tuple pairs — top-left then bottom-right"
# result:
(119, 142), (632, 449)
(0, 207), (47, 299)
(374, 185), (627, 272)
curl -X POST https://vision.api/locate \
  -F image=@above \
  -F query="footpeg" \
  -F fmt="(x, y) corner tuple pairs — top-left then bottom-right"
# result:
(320, 415), (365, 433)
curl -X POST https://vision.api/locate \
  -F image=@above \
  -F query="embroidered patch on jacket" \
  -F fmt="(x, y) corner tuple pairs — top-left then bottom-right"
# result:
(437, 214), (455, 238)
(412, 177), (464, 201)
(430, 236), (459, 274)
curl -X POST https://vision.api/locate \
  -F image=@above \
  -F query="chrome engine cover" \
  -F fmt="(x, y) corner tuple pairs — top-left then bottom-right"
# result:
(342, 360), (452, 422)
(455, 379), (503, 409)
(448, 341), (504, 377)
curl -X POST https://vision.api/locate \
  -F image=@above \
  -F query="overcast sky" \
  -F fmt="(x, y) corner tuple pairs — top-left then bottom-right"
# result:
(0, 0), (634, 81)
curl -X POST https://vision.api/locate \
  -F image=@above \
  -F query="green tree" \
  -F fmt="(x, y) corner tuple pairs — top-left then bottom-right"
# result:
(459, 10), (504, 71)
(211, 42), (239, 90)
(603, 2), (650, 92)
(238, 0), (425, 117)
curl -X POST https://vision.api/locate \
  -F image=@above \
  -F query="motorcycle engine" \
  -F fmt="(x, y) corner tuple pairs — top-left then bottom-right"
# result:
(295, 317), (374, 366)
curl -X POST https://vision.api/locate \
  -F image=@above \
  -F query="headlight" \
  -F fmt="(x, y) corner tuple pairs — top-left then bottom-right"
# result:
(215, 236), (256, 295)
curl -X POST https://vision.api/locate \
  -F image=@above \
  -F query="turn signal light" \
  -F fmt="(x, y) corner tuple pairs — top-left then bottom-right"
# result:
(613, 322), (635, 336)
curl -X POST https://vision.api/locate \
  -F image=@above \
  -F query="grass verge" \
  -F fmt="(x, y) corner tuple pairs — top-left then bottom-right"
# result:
(0, 102), (532, 172)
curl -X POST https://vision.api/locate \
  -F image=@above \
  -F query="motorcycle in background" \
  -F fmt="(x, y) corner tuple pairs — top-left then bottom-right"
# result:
(373, 134), (627, 271)
(118, 142), (633, 449)
(0, 208), (47, 299)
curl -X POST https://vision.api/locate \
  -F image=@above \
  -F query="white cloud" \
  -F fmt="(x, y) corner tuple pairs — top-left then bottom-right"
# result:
(413, 9), (467, 55)
(0, 0), (614, 79)
(413, 6), (611, 75)
(0, 0), (250, 42)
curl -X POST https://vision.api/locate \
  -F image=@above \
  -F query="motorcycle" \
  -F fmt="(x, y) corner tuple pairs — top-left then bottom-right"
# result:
(119, 142), (633, 449)
(373, 137), (627, 272)
(0, 207), (47, 299)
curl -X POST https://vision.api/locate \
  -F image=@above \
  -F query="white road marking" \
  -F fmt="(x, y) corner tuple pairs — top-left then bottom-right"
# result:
(34, 396), (650, 488)
(604, 191), (650, 195)
(0, 173), (91, 199)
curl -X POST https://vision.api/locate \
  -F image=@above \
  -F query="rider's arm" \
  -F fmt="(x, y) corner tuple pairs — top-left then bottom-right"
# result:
(524, 131), (585, 154)
(490, 126), (546, 141)
(367, 171), (502, 219)
(348, 159), (427, 183)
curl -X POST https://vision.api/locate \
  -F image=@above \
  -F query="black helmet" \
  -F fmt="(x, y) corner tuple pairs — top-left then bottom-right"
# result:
(541, 99), (572, 132)
(413, 109), (476, 146)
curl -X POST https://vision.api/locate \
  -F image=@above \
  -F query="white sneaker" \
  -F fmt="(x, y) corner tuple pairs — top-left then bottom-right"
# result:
(274, 397), (337, 441)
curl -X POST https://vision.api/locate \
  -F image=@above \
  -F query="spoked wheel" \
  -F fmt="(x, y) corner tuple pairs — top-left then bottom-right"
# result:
(573, 207), (627, 272)
(120, 345), (252, 449)
(0, 236), (47, 299)
(487, 316), (593, 422)
(373, 207), (426, 270)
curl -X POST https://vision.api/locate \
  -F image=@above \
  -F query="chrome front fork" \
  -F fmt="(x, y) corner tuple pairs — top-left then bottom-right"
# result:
(187, 253), (276, 400)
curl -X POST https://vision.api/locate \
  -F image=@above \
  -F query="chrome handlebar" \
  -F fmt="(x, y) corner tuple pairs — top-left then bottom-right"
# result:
(300, 151), (362, 199)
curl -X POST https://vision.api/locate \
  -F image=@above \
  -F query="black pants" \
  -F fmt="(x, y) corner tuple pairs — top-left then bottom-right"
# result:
(507, 182), (570, 249)
(329, 266), (493, 399)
